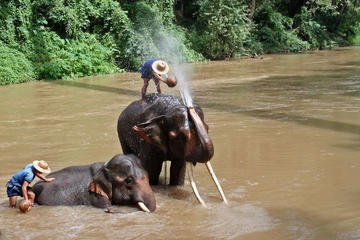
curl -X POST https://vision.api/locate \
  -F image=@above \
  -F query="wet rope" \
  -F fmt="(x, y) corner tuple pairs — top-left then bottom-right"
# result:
(164, 161), (168, 185)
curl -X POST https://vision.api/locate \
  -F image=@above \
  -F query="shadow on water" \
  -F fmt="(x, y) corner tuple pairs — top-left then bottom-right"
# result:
(267, 207), (351, 240)
(202, 101), (360, 136)
(51, 75), (360, 138)
(199, 74), (360, 137)
(53, 79), (139, 97)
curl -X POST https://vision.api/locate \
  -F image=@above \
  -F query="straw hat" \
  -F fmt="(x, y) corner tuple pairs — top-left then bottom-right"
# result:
(33, 160), (51, 174)
(152, 60), (169, 75)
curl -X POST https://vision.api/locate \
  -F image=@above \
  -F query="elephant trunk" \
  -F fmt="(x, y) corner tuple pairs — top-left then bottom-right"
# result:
(134, 176), (156, 212)
(188, 106), (214, 162)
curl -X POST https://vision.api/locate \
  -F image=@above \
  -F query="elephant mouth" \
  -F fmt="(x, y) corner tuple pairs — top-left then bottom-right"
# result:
(184, 145), (209, 164)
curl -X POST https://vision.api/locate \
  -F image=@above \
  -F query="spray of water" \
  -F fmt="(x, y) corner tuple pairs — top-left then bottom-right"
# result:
(157, 33), (230, 208)
(173, 64), (193, 107)
(157, 34), (194, 107)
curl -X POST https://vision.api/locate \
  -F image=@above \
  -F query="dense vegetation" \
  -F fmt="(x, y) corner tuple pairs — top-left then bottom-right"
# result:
(1, 0), (359, 85)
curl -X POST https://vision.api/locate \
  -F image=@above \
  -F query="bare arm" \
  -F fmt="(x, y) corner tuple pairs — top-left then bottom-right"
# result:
(153, 72), (167, 83)
(141, 78), (150, 104)
(36, 172), (55, 182)
(22, 181), (30, 201)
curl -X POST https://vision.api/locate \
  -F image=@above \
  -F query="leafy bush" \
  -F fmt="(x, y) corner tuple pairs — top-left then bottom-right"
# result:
(352, 33), (360, 45)
(0, 0), (32, 47)
(32, 0), (134, 71)
(253, 2), (309, 53)
(34, 31), (119, 80)
(0, 0), (359, 85)
(294, 7), (331, 50)
(0, 43), (35, 85)
(191, 0), (252, 59)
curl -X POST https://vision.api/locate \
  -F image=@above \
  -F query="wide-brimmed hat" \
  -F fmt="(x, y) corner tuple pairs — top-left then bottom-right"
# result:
(33, 160), (51, 174)
(152, 60), (169, 75)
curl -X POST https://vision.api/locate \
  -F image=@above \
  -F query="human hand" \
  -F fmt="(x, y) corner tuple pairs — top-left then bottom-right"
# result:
(46, 177), (55, 182)
(153, 72), (166, 83)
(153, 72), (161, 79)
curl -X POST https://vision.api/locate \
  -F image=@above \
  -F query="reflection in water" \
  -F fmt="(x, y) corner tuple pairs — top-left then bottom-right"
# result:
(0, 47), (360, 239)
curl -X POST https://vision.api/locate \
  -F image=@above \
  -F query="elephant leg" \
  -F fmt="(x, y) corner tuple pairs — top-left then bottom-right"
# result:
(141, 150), (164, 185)
(146, 161), (162, 185)
(170, 160), (186, 185)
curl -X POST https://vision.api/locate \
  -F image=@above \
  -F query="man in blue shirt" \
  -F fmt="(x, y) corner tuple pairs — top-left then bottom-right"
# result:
(141, 59), (170, 105)
(7, 160), (55, 208)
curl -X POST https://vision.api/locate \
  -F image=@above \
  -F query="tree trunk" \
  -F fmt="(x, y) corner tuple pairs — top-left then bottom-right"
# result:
(249, 0), (256, 19)
(335, 2), (348, 30)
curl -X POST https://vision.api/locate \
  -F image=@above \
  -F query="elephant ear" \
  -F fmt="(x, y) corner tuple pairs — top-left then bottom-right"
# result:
(133, 115), (167, 153)
(89, 166), (113, 200)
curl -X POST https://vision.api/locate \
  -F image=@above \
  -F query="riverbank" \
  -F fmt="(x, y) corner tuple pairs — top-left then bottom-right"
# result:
(1, 46), (358, 88)
(353, 34), (360, 45)
(1, 1), (359, 86)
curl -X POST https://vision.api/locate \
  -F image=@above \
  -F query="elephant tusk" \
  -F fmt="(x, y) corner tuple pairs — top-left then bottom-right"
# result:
(205, 162), (230, 206)
(187, 162), (208, 208)
(138, 202), (151, 213)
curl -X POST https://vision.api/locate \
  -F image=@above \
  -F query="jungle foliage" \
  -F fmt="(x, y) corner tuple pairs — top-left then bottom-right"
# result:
(0, 0), (359, 85)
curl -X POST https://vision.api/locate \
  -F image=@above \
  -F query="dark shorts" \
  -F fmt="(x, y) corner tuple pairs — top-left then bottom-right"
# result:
(141, 66), (154, 79)
(141, 59), (157, 79)
(7, 182), (32, 197)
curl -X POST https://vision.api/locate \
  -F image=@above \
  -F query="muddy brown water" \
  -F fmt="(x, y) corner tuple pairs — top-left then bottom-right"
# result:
(1, 47), (360, 240)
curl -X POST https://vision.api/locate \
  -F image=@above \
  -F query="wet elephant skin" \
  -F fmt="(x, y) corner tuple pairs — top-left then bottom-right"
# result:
(117, 93), (213, 186)
(33, 154), (156, 212)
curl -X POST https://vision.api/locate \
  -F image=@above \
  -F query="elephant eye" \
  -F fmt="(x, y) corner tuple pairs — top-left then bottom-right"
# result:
(124, 177), (134, 185)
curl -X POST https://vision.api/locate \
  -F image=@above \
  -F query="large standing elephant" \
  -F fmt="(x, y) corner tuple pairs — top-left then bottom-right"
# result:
(33, 154), (156, 212)
(117, 93), (214, 186)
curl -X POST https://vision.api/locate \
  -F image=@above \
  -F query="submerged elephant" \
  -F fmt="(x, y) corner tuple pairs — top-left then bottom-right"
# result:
(117, 93), (214, 186)
(33, 154), (156, 212)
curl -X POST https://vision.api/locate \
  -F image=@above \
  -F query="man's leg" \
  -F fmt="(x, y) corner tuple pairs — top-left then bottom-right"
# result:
(9, 196), (17, 208)
(141, 78), (150, 104)
(154, 79), (162, 94)
(27, 188), (35, 206)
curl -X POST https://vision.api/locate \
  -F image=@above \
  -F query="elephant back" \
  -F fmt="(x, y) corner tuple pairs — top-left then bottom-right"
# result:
(143, 93), (182, 113)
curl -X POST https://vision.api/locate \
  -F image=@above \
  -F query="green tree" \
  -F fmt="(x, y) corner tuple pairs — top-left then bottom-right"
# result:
(253, 1), (309, 53)
(294, 7), (331, 49)
(0, 43), (35, 85)
(191, 0), (252, 59)
(1, 0), (360, 85)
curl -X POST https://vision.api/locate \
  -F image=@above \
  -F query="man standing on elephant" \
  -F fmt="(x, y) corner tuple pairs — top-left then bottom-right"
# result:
(140, 59), (170, 105)
(6, 160), (55, 208)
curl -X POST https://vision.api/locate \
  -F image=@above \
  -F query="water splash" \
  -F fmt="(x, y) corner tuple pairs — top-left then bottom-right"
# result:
(157, 33), (194, 107)
(173, 64), (193, 107)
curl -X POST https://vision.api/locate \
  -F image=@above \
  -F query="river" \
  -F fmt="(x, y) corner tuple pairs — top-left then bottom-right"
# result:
(0, 47), (359, 239)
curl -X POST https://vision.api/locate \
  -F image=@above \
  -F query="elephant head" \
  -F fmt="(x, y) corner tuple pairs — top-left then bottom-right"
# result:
(89, 154), (156, 212)
(133, 104), (214, 165)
